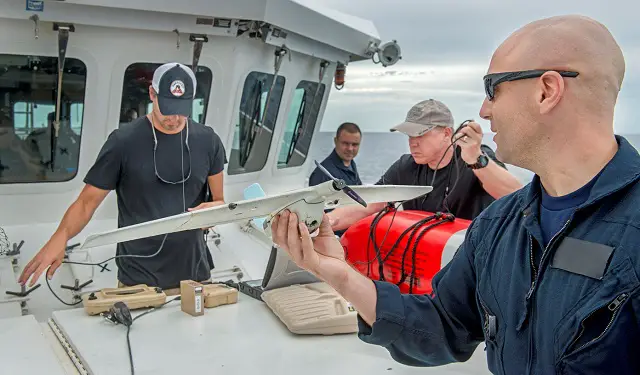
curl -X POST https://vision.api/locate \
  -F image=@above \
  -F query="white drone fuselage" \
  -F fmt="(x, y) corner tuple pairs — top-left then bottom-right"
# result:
(79, 181), (433, 250)
(262, 180), (344, 234)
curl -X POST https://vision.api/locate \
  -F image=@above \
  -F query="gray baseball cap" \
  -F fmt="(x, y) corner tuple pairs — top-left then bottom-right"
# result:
(390, 99), (454, 137)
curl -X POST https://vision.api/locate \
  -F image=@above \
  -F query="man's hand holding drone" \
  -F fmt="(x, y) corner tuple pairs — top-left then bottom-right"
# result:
(271, 210), (351, 287)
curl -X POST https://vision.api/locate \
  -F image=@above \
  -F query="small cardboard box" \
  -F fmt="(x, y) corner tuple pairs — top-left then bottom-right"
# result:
(180, 280), (204, 317)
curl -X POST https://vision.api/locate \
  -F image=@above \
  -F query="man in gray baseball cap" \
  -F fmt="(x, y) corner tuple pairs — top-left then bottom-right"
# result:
(327, 99), (522, 230)
(390, 99), (455, 137)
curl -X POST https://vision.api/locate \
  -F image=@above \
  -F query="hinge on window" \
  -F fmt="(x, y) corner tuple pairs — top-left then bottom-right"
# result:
(29, 14), (39, 39)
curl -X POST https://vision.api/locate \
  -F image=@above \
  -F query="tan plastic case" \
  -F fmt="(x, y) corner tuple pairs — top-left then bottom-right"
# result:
(261, 282), (358, 335)
(82, 284), (167, 315)
(202, 283), (238, 308)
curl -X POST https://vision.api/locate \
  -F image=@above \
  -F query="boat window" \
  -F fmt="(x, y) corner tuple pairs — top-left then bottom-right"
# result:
(118, 63), (213, 126)
(228, 71), (285, 175)
(277, 80), (326, 169)
(0, 54), (86, 184)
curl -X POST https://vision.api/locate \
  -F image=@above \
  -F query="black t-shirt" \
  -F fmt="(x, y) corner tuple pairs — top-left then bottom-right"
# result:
(375, 145), (505, 220)
(84, 116), (226, 290)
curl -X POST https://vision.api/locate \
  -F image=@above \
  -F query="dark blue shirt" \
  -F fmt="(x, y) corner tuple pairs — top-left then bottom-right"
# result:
(357, 135), (640, 374)
(308, 149), (362, 187)
(539, 171), (601, 247)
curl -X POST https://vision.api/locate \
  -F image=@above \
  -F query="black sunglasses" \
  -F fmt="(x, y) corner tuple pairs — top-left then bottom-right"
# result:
(483, 69), (579, 101)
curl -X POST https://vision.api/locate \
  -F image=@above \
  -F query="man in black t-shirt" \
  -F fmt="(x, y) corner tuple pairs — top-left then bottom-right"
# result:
(328, 99), (523, 232)
(19, 62), (227, 292)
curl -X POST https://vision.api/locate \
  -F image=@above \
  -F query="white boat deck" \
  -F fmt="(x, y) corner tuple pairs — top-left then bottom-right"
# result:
(48, 294), (490, 375)
(0, 256), (27, 319)
(0, 315), (67, 375)
(0, 301), (21, 317)
(0, 221), (491, 375)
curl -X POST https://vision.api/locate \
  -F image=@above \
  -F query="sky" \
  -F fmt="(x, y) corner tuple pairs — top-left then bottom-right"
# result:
(314, 0), (639, 133)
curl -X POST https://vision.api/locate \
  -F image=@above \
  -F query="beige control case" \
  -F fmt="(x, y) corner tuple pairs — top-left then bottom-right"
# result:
(261, 282), (358, 335)
(82, 284), (167, 315)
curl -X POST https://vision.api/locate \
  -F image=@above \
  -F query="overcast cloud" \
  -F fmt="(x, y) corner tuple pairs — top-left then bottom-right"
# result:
(314, 0), (639, 134)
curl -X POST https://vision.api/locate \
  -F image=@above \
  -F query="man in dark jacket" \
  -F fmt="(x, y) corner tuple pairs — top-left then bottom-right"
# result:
(308, 122), (362, 187)
(270, 15), (639, 374)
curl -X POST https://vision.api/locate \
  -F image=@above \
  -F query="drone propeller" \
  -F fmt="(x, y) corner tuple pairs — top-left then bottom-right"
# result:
(314, 160), (367, 207)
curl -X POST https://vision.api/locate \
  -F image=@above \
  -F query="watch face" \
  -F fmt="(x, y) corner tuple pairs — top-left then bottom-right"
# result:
(479, 154), (489, 166)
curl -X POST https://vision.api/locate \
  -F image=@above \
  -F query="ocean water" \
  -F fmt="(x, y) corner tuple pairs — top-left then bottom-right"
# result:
(308, 132), (640, 185)
(308, 131), (410, 184)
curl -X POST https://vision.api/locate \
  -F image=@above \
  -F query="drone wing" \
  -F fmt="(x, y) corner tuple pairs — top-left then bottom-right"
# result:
(79, 188), (314, 250)
(327, 185), (432, 207)
(79, 184), (433, 250)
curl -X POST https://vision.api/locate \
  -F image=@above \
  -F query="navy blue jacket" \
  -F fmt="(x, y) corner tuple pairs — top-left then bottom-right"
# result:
(358, 135), (640, 374)
(309, 149), (362, 187)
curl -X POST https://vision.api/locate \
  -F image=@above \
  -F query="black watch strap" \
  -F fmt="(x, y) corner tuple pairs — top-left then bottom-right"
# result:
(468, 153), (489, 169)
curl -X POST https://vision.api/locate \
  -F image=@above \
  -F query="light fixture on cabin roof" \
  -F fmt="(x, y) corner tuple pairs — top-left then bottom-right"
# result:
(367, 39), (402, 68)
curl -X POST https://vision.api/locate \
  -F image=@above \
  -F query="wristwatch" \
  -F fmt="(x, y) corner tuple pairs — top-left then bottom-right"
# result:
(467, 152), (489, 169)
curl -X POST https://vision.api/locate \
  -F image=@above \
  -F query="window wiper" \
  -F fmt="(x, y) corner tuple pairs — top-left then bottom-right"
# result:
(239, 46), (289, 168)
(50, 23), (73, 171)
(285, 95), (306, 164)
(285, 61), (328, 165)
(239, 80), (262, 167)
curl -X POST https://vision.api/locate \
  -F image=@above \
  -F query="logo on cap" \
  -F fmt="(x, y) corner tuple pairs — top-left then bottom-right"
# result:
(170, 80), (185, 97)
(406, 103), (426, 122)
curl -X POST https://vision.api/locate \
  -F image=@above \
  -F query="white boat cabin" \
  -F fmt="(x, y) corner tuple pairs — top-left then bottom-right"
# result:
(0, 2), (490, 374)
(0, 0), (401, 316)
